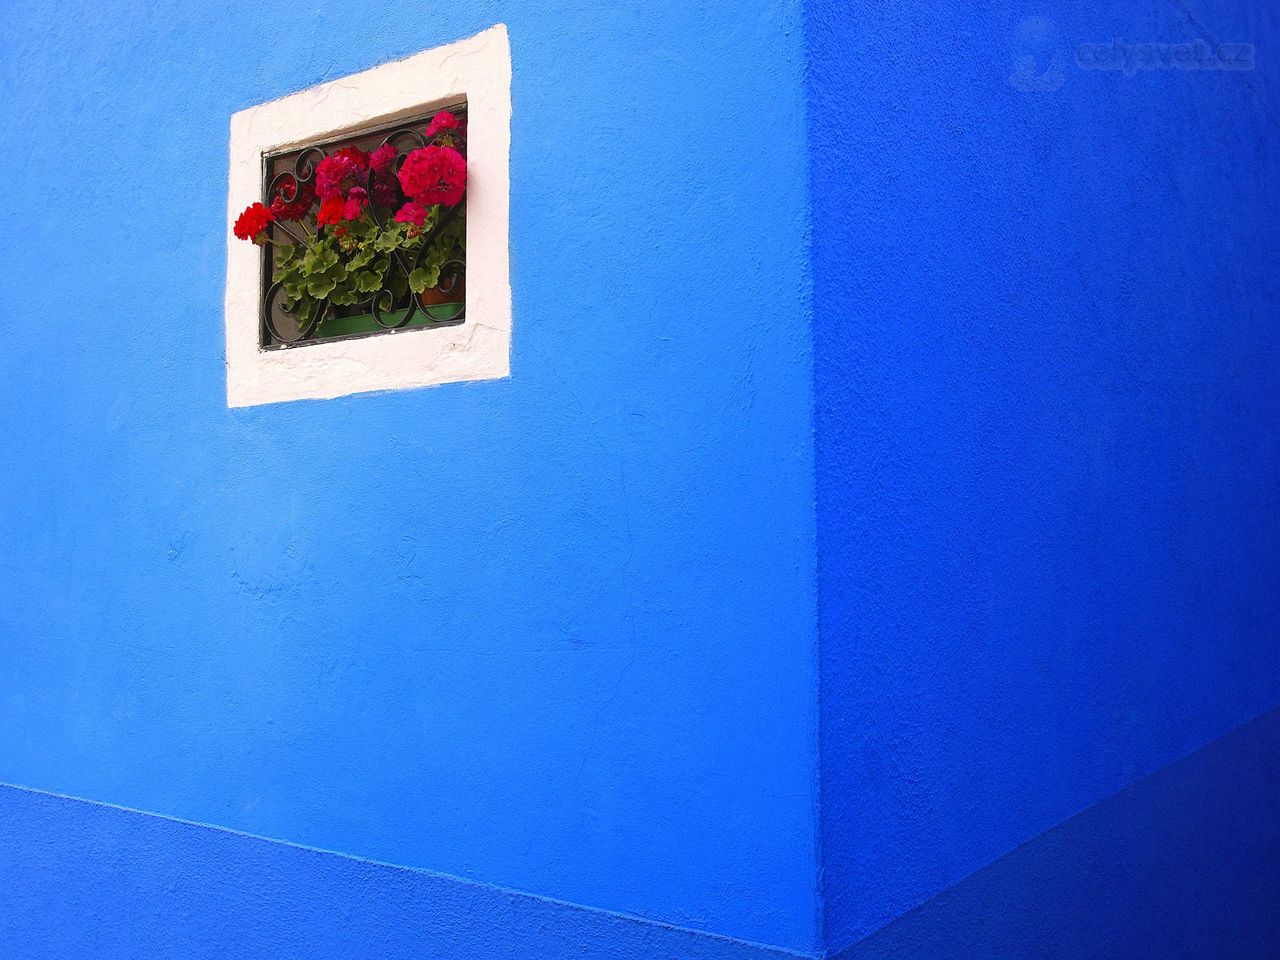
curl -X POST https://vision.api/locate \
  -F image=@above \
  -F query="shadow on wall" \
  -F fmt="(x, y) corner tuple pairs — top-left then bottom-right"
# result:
(833, 706), (1280, 960)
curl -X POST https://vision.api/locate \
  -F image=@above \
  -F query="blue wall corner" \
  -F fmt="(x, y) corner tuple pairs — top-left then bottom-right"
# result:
(807, 0), (1280, 950)
(830, 705), (1280, 960)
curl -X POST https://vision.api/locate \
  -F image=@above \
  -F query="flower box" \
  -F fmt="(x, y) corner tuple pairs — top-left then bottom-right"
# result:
(233, 108), (469, 348)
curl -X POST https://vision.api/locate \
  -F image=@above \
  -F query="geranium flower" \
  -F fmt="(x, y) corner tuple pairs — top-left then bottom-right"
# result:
(343, 187), (369, 221)
(316, 195), (345, 226)
(315, 146), (369, 200)
(397, 145), (466, 207)
(393, 201), (430, 226)
(269, 176), (315, 221)
(335, 145), (369, 167)
(369, 143), (399, 174)
(233, 202), (275, 243)
(425, 110), (462, 139)
(372, 173), (401, 207)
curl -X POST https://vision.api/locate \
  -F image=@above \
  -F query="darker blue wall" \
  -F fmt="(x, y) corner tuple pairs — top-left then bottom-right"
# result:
(0, 0), (819, 951)
(833, 705), (1280, 960)
(809, 0), (1280, 951)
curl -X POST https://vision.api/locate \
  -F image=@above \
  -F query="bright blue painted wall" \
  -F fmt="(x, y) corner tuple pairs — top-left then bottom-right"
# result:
(0, 0), (818, 951)
(4, 0), (1279, 956)
(6, 705), (1276, 959)
(0, 785), (806, 960)
(809, 0), (1280, 952)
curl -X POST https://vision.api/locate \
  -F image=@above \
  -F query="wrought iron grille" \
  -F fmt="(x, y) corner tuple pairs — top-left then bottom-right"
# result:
(259, 105), (467, 348)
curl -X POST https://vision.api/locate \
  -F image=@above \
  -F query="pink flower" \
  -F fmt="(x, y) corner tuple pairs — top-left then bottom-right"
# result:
(393, 201), (429, 226)
(314, 147), (368, 200)
(373, 174), (401, 207)
(369, 145), (402, 206)
(334, 145), (369, 168)
(425, 109), (462, 138)
(342, 187), (368, 221)
(397, 145), (466, 207)
(369, 143), (399, 174)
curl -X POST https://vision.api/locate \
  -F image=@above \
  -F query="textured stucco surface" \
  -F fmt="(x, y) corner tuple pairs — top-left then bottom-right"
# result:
(0, 0), (818, 950)
(2, 0), (1279, 955)
(809, 0), (1280, 951)
(831, 706), (1280, 959)
(0, 783), (807, 960)
(4, 708), (1276, 959)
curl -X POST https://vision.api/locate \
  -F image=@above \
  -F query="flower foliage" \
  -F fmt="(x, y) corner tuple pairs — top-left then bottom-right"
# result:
(232, 111), (468, 329)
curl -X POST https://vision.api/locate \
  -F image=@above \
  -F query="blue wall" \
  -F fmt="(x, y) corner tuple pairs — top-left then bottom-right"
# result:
(809, 0), (1280, 952)
(4, 0), (1279, 956)
(0, 785), (809, 960)
(830, 706), (1280, 960)
(0, 0), (819, 952)
(5, 705), (1275, 958)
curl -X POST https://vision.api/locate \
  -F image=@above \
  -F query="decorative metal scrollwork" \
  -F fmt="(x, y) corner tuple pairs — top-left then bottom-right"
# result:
(260, 117), (467, 348)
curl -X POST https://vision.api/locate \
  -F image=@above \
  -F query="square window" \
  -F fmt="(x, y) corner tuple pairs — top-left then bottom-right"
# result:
(224, 25), (510, 407)
(259, 105), (469, 349)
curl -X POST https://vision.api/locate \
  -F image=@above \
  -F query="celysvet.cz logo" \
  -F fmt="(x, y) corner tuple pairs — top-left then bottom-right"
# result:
(1076, 38), (1254, 74)
(1009, 17), (1255, 91)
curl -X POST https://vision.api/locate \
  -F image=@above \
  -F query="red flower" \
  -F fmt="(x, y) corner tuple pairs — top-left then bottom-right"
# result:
(315, 147), (369, 200)
(425, 110), (462, 139)
(393, 201), (429, 226)
(372, 173), (401, 207)
(334, 145), (369, 168)
(316, 195), (344, 226)
(398, 145), (466, 207)
(368, 145), (402, 206)
(369, 143), (399, 174)
(233, 202), (275, 243)
(343, 187), (369, 221)
(269, 176), (315, 221)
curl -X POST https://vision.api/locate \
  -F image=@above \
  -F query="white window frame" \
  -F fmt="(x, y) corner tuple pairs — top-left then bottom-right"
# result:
(224, 25), (511, 407)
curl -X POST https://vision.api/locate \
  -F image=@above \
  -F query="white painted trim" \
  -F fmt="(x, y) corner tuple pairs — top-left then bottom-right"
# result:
(224, 25), (511, 407)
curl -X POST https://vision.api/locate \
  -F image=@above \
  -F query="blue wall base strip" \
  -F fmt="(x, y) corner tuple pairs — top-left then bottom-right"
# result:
(830, 705), (1280, 960)
(0, 783), (808, 960)
(4, 708), (1276, 959)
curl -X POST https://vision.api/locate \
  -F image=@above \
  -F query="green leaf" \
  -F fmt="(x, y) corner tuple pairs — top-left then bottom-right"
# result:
(355, 270), (384, 293)
(373, 227), (406, 252)
(306, 275), (337, 298)
(408, 265), (441, 294)
(304, 244), (339, 273)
